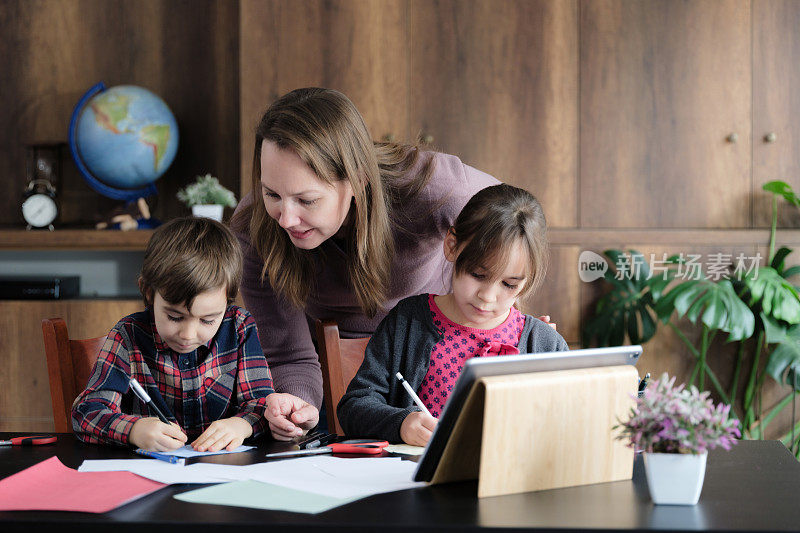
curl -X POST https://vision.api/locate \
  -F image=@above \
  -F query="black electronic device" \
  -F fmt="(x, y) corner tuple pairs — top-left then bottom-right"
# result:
(0, 276), (80, 300)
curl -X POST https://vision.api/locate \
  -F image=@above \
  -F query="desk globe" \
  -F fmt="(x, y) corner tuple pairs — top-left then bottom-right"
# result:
(68, 82), (178, 203)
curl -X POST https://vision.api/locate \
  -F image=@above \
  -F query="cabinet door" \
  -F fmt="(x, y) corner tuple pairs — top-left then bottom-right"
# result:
(753, 0), (800, 227)
(410, 0), (579, 228)
(239, 0), (411, 197)
(580, 0), (751, 228)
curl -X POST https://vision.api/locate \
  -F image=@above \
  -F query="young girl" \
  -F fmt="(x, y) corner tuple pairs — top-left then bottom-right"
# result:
(337, 184), (568, 445)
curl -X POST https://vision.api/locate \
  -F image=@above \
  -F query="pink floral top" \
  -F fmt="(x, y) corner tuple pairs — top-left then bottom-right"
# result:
(418, 294), (525, 417)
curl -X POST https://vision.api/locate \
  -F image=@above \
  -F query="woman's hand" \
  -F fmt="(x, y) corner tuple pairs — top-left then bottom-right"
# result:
(129, 417), (187, 451)
(537, 315), (557, 330)
(191, 417), (253, 452)
(400, 411), (438, 446)
(265, 393), (320, 441)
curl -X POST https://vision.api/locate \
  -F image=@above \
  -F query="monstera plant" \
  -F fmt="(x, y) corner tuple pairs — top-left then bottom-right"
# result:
(583, 181), (800, 456)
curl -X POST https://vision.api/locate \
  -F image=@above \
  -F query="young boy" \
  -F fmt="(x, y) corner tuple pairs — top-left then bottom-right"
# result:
(72, 217), (318, 452)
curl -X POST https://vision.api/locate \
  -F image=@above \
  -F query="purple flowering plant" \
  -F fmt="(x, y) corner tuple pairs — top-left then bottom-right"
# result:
(615, 373), (741, 454)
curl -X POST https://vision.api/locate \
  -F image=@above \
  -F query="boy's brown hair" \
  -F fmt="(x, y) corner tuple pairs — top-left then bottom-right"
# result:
(138, 216), (243, 311)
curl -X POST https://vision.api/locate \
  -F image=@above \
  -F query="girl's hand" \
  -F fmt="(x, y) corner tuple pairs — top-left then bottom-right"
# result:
(400, 411), (438, 446)
(265, 393), (320, 441)
(191, 417), (253, 452)
(537, 315), (557, 330)
(129, 417), (187, 451)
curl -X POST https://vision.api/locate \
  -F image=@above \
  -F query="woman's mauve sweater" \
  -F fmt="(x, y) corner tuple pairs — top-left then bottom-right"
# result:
(233, 151), (499, 408)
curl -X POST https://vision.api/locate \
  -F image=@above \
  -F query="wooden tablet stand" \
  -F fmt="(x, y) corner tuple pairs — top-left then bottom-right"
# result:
(429, 365), (638, 498)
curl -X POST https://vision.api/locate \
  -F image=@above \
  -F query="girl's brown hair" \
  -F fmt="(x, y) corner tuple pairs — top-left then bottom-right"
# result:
(138, 217), (243, 311)
(231, 87), (433, 317)
(450, 184), (549, 299)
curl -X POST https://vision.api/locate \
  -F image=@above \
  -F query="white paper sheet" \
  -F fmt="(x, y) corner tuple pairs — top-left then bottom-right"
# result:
(78, 459), (233, 484)
(79, 455), (425, 498)
(246, 456), (425, 499)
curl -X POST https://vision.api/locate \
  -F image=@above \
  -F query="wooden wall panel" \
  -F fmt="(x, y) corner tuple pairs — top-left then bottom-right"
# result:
(753, 0), (800, 228)
(580, 0), (751, 228)
(0, 299), (142, 433)
(239, 0), (410, 196)
(520, 246), (581, 344)
(0, 0), (239, 227)
(410, 0), (579, 228)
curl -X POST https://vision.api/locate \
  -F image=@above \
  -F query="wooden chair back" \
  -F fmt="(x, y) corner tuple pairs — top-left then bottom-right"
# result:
(315, 320), (370, 435)
(42, 317), (105, 433)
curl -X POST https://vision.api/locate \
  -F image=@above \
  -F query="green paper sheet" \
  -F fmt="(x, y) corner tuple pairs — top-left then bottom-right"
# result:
(174, 480), (360, 514)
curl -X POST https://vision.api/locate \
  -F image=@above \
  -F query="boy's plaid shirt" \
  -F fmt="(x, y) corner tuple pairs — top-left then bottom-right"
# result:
(71, 305), (274, 445)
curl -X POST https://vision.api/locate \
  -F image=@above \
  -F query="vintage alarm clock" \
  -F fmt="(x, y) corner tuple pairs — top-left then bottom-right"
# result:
(22, 143), (63, 231)
(22, 178), (58, 230)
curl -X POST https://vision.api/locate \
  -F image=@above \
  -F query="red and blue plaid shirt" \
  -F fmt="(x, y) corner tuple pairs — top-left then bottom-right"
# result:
(72, 305), (274, 446)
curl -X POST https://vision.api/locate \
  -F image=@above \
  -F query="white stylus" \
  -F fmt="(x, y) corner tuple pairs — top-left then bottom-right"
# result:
(396, 372), (432, 417)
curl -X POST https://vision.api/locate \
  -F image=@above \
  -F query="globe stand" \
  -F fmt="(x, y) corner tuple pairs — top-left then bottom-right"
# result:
(95, 197), (158, 231)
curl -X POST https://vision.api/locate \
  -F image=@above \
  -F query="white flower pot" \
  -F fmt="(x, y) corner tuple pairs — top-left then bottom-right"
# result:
(643, 451), (707, 505)
(191, 204), (224, 221)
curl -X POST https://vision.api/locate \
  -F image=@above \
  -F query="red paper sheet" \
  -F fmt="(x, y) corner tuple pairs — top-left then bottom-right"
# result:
(0, 455), (166, 513)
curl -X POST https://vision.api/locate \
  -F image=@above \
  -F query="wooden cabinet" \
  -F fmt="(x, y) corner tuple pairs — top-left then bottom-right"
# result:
(239, 0), (578, 228)
(0, 299), (143, 433)
(410, 0), (579, 229)
(239, 0), (411, 197)
(753, 0), (800, 227)
(580, 0), (751, 229)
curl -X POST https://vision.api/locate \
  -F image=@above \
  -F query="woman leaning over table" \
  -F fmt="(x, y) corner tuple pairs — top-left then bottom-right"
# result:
(230, 87), (499, 439)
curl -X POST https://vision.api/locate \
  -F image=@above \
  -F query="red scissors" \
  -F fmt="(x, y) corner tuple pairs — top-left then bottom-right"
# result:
(266, 439), (389, 459)
(326, 439), (389, 455)
(0, 435), (57, 446)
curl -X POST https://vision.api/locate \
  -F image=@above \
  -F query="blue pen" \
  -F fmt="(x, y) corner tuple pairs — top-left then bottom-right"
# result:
(135, 448), (184, 464)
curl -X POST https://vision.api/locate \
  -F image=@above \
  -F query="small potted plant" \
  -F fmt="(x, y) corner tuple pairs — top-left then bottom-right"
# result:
(177, 174), (237, 221)
(615, 373), (740, 505)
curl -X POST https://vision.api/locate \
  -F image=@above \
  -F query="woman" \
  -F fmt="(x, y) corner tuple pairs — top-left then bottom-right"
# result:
(231, 87), (498, 438)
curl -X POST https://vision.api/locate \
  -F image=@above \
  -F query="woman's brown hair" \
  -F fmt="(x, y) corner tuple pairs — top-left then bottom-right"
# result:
(450, 184), (549, 299)
(138, 217), (243, 311)
(231, 88), (433, 317)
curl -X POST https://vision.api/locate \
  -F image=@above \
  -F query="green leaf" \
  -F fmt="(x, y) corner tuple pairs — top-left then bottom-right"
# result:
(657, 279), (754, 341)
(743, 267), (800, 324)
(763, 180), (800, 209)
(640, 307), (657, 340)
(771, 247), (793, 272)
(582, 249), (667, 347)
(675, 283), (702, 317)
(783, 266), (800, 279)
(763, 314), (800, 391)
(626, 309), (639, 344)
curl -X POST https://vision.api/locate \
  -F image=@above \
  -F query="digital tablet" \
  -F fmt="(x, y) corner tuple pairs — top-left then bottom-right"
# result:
(412, 345), (642, 482)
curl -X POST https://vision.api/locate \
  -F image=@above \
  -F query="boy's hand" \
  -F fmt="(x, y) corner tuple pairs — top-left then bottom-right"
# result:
(400, 411), (438, 446)
(129, 417), (187, 451)
(265, 393), (319, 441)
(191, 417), (253, 452)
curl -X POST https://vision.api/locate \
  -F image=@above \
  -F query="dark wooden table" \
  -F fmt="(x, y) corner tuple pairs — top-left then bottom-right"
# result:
(1, 434), (798, 532)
